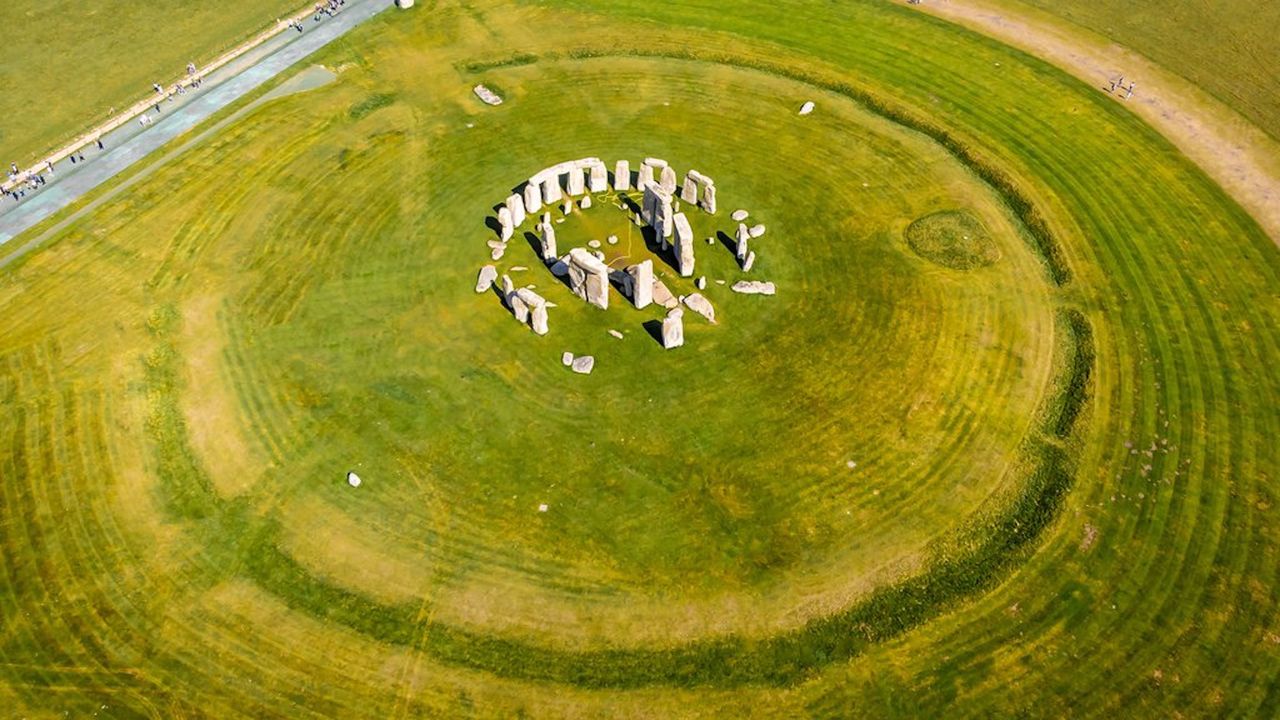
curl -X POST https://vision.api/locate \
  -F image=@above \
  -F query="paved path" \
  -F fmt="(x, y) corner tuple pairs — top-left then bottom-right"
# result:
(0, 0), (393, 247)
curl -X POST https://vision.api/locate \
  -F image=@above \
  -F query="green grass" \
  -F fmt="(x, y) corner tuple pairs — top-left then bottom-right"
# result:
(1008, 0), (1280, 141)
(0, 0), (1276, 717)
(905, 210), (1000, 270)
(0, 0), (300, 164)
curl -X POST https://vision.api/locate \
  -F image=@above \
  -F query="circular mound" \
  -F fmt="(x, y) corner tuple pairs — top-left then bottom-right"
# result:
(904, 210), (1001, 269)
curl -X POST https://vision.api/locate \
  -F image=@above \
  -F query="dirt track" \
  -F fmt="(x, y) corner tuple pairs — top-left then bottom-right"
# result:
(917, 0), (1280, 244)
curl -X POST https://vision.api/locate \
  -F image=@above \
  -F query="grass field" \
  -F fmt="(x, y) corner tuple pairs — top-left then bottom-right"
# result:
(0, 0), (299, 165)
(1008, 0), (1280, 141)
(0, 0), (1276, 717)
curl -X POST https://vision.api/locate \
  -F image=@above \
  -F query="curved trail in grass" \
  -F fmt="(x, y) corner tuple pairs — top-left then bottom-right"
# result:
(915, 0), (1280, 244)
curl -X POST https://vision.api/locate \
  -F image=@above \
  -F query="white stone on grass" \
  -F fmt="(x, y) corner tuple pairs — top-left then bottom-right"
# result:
(571, 355), (595, 374)
(799, 101), (815, 115)
(731, 209), (749, 221)
(608, 329), (624, 339)
(749, 224), (766, 238)
(347, 472), (362, 488)
(696, 276), (707, 289)
(661, 308), (685, 349)
(588, 239), (601, 248)
(562, 351), (575, 366)
(731, 280), (776, 295)
(682, 293), (716, 323)
(475, 265), (498, 293)
(580, 195), (592, 209)
(743, 250), (757, 272)
(607, 235), (618, 245)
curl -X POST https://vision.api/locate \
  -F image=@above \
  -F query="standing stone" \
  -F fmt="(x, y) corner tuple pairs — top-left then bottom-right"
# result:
(539, 221), (558, 260)
(613, 160), (631, 191)
(661, 308), (685, 349)
(509, 290), (530, 323)
(498, 206), (514, 242)
(700, 182), (717, 214)
(567, 248), (610, 309)
(580, 195), (592, 209)
(475, 264), (498, 293)
(589, 163), (608, 193)
(736, 233), (750, 265)
(628, 259), (653, 309)
(659, 165), (678, 194)
(567, 168), (586, 195)
(736, 222), (751, 255)
(673, 213), (695, 277)
(656, 200), (675, 243)
(524, 181), (543, 213)
(516, 288), (549, 335)
(681, 173), (699, 204)
(637, 162), (655, 190)
(563, 198), (574, 215)
(502, 274), (514, 297)
(543, 174), (563, 205)
(507, 193), (526, 227)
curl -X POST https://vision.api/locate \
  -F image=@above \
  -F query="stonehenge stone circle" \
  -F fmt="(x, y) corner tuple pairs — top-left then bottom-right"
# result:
(614, 160), (631, 191)
(567, 248), (610, 309)
(662, 308), (685, 349)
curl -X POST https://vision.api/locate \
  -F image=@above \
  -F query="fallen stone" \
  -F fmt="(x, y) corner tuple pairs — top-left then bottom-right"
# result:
(347, 472), (362, 488)
(732, 280), (776, 295)
(511, 265), (528, 272)
(475, 265), (498, 293)
(682, 293), (716, 323)
(731, 209), (749, 221)
(651, 277), (679, 309)
(562, 351), (575, 366)
(571, 355), (595, 374)
(608, 329), (624, 339)
(607, 235), (618, 245)
(588, 239), (601, 248)
(490, 245), (505, 261)
(750, 224), (766, 238)
(705, 236), (715, 245)
(486, 239), (505, 250)
(799, 101), (815, 115)
(743, 250), (757, 272)
(473, 84), (503, 105)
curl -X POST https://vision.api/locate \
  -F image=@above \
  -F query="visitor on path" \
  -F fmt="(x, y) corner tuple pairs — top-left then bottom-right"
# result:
(187, 61), (197, 76)
(96, 138), (104, 150)
(153, 82), (164, 95)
